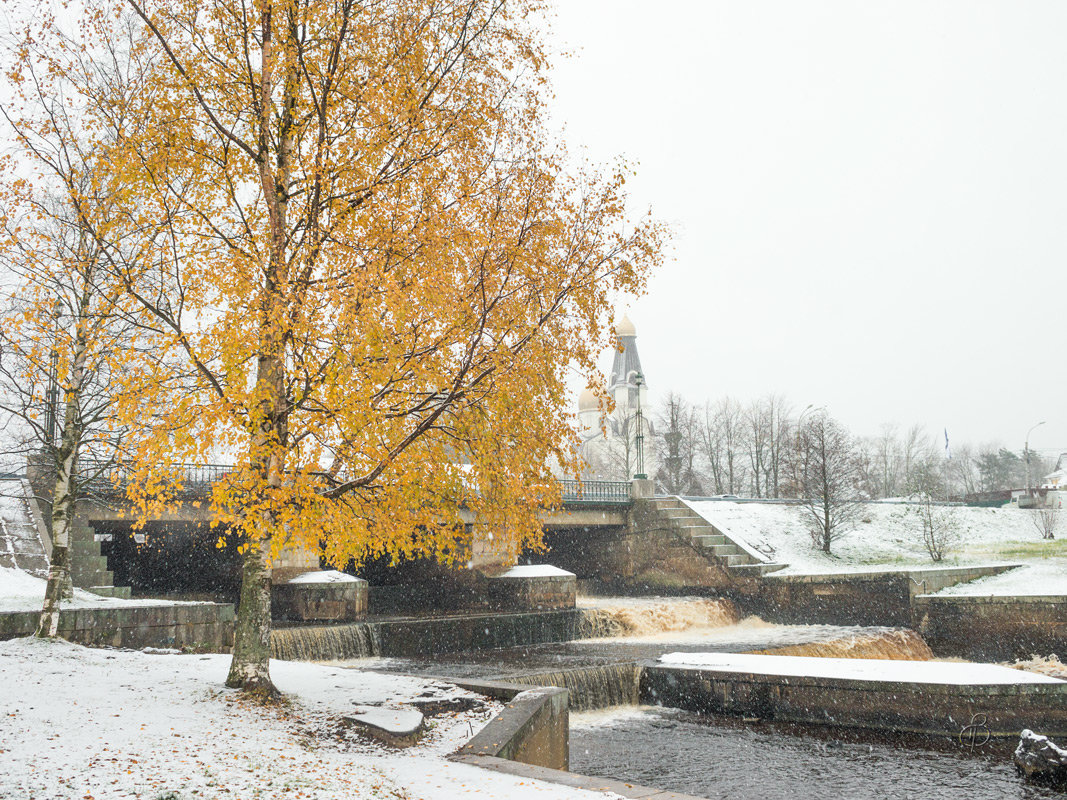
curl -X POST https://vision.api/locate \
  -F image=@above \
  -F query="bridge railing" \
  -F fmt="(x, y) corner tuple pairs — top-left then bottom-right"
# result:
(558, 479), (632, 505)
(75, 461), (633, 506)
(77, 461), (236, 496)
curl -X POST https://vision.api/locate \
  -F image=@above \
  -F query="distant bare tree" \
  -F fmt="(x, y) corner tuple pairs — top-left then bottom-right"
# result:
(798, 410), (859, 553)
(746, 398), (769, 497)
(763, 394), (792, 498)
(854, 436), (880, 500)
(743, 393), (792, 499)
(876, 423), (902, 498)
(1031, 507), (1058, 540)
(655, 392), (702, 495)
(915, 494), (962, 562)
(700, 396), (747, 495)
(945, 443), (979, 498)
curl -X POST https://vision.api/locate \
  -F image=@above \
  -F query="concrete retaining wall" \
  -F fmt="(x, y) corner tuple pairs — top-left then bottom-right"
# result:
(0, 602), (234, 651)
(914, 594), (1067, 661)
(754, 565), (1017, 627)
(641, 662), (1067, 738)
(455, 680), (570, 770)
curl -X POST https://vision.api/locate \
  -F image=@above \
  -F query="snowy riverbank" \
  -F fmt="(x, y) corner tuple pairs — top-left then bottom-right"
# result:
(684, 499), (1067, 594)
(0, 637), (617, 799)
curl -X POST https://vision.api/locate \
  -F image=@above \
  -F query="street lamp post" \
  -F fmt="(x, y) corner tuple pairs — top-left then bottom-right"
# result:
(1026, 421), (1047, 497)
(633, 372), (647, 480)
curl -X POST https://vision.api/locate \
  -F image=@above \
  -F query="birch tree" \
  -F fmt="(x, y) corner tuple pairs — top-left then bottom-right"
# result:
(22, 0), (664, 694)
(0, 28), (169, 637)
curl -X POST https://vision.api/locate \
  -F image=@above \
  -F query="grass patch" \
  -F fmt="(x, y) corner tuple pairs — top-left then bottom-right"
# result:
(978, 539), (1067, 560)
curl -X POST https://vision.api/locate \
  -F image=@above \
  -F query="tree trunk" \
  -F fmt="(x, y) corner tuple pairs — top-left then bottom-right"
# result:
(36, 303), (88, 639)
(226, 537), (276, 696)
(35, 490), (73, 638)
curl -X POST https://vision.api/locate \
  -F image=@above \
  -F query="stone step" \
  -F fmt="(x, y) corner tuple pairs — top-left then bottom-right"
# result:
(691, 534), (727, 548)
(71, 540), (105, 557)
(708, 544), (739, 558)
(728, 562), (788, 576)
(672, 523), (715, 534)
(721, 553), (752, 567)
(86, 585), (132, 599)
(71, 557), (114, 588)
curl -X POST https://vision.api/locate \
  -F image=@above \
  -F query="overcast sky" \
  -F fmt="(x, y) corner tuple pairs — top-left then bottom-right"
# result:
(547, 0), (1067, 458)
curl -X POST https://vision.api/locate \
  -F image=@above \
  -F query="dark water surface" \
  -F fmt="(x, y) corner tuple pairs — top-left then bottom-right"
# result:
(570, 707), (1060, 800)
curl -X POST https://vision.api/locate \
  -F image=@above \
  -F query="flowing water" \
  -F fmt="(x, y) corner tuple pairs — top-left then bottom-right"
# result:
(272, 622), (382, 660)
(750, 627), (935, 660)
(313, 595), (1058, 797)
(502, 663), (641, 711)
(570, 706), (1061, 800)
(577, 596), (741, 638)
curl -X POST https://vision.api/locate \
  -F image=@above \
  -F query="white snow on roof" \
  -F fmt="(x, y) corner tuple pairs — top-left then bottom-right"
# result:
(497, 564), (575, 578)
(288, 570), (360, 584)
(659, 652), (1066, 685)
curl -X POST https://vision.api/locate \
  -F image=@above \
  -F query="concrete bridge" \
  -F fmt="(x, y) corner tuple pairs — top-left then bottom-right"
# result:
(19, 463), (774, 610)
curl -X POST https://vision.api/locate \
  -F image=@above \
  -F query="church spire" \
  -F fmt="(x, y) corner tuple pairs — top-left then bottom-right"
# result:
(609, 314), (644, 392)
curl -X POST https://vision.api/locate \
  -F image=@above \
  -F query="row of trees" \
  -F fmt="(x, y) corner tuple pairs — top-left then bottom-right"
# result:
(0, 0), (663, 695)
(647, 392), (1053, 502)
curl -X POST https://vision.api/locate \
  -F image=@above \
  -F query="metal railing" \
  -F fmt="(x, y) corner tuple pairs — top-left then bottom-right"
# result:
(559, 479), (632, 505)
(73, 462), (633, 506)
(77, 461), (235, 496)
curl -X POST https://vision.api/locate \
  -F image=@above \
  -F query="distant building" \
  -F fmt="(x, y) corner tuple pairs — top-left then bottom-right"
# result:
(577, 315), (656, 480)
(1041, 454), (1067, 508)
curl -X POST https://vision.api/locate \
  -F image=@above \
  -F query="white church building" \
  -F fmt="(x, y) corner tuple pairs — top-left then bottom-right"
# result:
(576, 315), (657, 481)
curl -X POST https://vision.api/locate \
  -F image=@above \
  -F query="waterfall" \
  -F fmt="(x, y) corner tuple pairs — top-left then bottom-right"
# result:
(271, 623), (382, 661)
(746, 628), (934, 660)
(1010, 653), (1067, 679)
(503, 663), (641, 711)
(577, 597), (741, 639)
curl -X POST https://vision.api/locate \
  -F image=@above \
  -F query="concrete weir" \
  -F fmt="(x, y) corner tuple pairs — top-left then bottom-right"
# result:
(641, 653), (1067, 738)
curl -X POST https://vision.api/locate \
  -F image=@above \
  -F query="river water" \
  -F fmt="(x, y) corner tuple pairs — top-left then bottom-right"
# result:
(570, 706), (1060, 799)
(326, 596), (1060, 798)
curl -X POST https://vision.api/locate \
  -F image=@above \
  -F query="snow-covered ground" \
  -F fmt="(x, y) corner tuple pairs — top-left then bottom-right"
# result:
(684, 499), (1067, 595)
(0, 637), (617, 800)
(0, 566), (182, 612)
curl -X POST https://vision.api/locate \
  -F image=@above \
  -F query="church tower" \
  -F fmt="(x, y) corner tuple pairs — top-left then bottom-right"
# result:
(608, 314), (647, 420)
(577, 313), (654, 481)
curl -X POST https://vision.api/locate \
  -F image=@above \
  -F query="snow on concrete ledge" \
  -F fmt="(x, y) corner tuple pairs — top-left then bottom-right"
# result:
(495, 565), (574, 579)
(288, 569), (361, 584)
(658, 652), (1066, 685)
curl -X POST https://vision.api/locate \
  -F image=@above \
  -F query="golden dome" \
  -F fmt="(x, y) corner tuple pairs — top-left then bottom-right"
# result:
(578, 387), (599, 411)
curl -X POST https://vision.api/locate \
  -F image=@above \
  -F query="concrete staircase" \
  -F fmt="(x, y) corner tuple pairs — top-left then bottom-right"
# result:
(648, 496), (787, 578)
(11, 476), (131, 599)
(70, 525), (130, 599)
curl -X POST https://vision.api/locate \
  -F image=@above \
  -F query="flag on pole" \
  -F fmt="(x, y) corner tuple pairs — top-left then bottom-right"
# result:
(944, 428), (951, 459)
